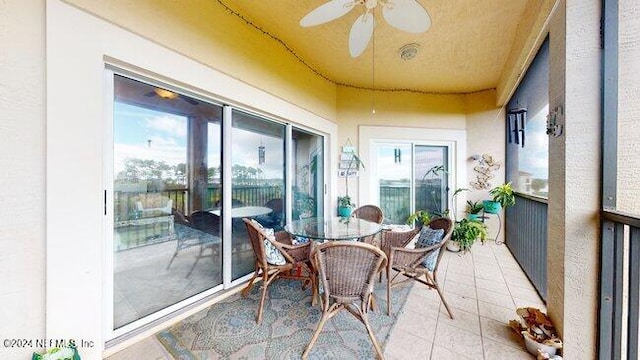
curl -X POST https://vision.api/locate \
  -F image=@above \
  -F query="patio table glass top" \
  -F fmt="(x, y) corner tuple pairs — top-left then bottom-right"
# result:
(284, 216), (382, 241)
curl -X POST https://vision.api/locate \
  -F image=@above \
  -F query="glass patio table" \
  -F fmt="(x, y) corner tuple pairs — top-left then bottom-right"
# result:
(284, 216), (382, 241)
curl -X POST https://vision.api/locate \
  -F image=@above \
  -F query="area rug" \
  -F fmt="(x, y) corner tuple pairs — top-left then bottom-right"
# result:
(157, 278), (413, 359)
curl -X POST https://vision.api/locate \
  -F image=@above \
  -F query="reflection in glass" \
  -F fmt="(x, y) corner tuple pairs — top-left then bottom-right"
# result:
(112, 75), (222, 329)
(231, 110), (285, 281)
(377, 144), (411, 223)
(292, 128), (324, 220)
(415, 146), (448, 216)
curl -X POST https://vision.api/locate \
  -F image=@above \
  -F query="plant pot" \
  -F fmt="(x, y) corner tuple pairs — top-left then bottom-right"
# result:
(446, 240), (461, 252)
(467, 213), (481, 221)
(337, 206), (352, 217)
(483, 200), (502, 214)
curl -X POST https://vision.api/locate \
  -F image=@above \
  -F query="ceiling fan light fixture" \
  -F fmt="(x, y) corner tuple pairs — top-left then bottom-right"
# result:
(153, 88), (179, 100)
(399, 43), (419, 60)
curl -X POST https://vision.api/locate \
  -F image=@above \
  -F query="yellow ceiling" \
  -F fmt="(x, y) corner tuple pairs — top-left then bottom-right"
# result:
(221, 0), (530, 94)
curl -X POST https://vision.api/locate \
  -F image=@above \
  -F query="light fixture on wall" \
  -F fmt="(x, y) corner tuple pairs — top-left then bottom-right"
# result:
(394, 147), (402, 164)
(258, 142), (266, 165)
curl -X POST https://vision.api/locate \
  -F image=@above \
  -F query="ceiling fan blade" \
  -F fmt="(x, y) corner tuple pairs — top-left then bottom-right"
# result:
(349, 13), (374, 58)
(382, 0), (431, 33)
(300, 0), (356, 27)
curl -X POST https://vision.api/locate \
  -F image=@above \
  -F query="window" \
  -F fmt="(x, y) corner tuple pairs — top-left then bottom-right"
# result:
(506, 39), (549, 199)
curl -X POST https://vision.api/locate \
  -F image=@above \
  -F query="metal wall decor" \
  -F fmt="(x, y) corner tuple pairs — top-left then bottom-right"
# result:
(470, 153), (502, 190)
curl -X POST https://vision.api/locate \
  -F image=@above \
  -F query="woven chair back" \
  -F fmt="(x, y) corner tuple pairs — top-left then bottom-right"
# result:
(427, 217), (454, 273)
(353, 205), (384, 224)
(313, 242), (387, 304)
(243, 218), (269, 268)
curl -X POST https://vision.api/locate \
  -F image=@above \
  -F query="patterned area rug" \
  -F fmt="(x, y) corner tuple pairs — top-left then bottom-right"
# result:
(157, 277), (412, 359)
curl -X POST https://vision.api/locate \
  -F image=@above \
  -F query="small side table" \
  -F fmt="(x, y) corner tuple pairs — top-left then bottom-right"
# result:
(481, 210), (503, 245)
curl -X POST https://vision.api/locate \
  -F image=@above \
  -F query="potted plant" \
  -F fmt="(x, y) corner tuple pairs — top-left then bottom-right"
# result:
(466, 200), (484, 221)
(447, 218), (488, 252)
(406, 209), (431, 227)
(483, 182), (516, 214)
(337, 195), (355, 217)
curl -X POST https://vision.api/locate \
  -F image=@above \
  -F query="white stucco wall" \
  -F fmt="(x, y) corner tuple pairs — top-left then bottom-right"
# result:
(547, 0), (601, 357)
(0, 0), (46, 359)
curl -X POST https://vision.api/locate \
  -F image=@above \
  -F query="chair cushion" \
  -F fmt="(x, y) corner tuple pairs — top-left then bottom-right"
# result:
(251, 219), (286, 265)
(415, 226), (445, 271)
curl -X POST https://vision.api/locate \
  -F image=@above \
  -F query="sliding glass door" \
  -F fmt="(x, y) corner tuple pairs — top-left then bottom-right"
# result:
(375, 143), (449, 224)
(230, 110), (285, 281)
(292, 128), (324, 220)
(111, 74), (223, 330)
(108, 72), (325, 335)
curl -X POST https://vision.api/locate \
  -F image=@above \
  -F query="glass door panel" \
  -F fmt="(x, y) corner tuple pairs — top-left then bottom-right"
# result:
(112, 74), (223, 329)
(377, 144), (412, 224)
(231, 110), (285, 281)
(292, 128), (324, 219)
(414, 145), (448, 216)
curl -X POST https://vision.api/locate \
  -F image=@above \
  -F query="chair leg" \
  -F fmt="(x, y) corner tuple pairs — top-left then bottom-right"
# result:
(302, 310), (332, 359)
(386, 265), (391, 315)
(166, 250), (179, 269)
(430, 273), (454, 319)
(360, 308), (385, 359)
(256, 271), (270, 325)
(241, 263), (260, 297)
(185, 246), (205, 278)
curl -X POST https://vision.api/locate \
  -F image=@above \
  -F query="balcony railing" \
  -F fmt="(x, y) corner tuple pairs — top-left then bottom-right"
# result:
(599, 210), (640, 360)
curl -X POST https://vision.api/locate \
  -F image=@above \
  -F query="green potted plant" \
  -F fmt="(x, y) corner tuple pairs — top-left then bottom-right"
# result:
(483, 182), (516, 214)
(406, 209), (431, 227)
(337, 195), (355, 217)
(447, 218), (488, 252)
(466, 200), (484, 221)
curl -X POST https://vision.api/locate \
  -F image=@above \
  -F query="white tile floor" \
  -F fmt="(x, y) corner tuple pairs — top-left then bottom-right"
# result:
(107, 241), (544, 360)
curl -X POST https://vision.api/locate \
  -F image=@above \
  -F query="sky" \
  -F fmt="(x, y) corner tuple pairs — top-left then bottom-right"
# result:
(114, 102), (284, 180)
(517, 105), (549, 180)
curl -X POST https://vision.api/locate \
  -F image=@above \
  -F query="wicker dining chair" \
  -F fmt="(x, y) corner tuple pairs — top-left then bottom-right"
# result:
(353, 205), (384, 245)
(386, 217), (454, 318)
(302, 241), (388, 360)
(379, 225), (423, 281)
(241, 218), (316, 325)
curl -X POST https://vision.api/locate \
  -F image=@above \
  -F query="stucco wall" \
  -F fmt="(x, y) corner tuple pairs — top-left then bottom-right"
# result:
(62, 0), (337, 122)
(616, 0), (640, 216)
(0, 0), (46, 358)
(465, 90), (506, 242)
(547, 0), (601, 357)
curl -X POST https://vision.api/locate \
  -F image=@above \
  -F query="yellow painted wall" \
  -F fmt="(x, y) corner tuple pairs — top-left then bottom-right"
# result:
(335, 86), (503, 211)
(336, 85), (467, 145)
(63, 0), (337, 121)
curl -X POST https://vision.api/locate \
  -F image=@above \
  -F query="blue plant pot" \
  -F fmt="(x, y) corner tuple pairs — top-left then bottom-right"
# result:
(338, 206), (352, 217)
(467, 213), (481, 221)
(483, 200), (502, 214)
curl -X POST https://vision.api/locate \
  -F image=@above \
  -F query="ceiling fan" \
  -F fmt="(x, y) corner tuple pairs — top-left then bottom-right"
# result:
(144, 88), (199, 105)
(300, 0), (431, 58)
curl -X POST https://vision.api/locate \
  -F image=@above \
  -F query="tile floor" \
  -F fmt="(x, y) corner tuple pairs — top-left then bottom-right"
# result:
(107, 241), (544, 360)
